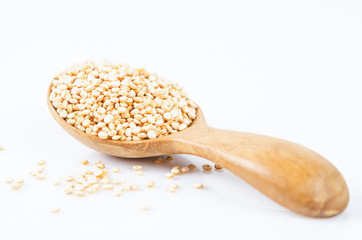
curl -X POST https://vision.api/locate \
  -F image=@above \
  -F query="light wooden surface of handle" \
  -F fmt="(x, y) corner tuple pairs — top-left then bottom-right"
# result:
(172, 126), (349, 217)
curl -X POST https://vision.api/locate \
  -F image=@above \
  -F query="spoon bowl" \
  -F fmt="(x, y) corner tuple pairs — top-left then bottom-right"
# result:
(47, 85), (349, 218)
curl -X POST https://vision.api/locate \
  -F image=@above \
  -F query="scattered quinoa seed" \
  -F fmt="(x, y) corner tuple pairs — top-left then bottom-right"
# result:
(82, 160), (89, 165)
(114, 188), (122, 196)
(146, 181), (155, 188)
(202, 164), (212, 171)
(104, 184), (114, 190)
(193, 183), (204, 189)
(171, 168), (180, 175)
(133, 165), (142, 171)
(65, 176), (73, 182)
(165, 172), (174, 179)
(11, 183), (22, 190)
(181, 167), (189, 173)
(65, 188), (73, 195)
(112, 168), (120, 173)
(38, 160), (46, 166)
(154, 158), (163, 164)
(114, 180), (122, 185)
(167, 186), (177, 193)
(188, 164), (196, 170)
(168, 183), (179, 189)
(5, 178), (14, 184)
(166, 156), (174, 161)
(51, 207), (61, 214)
(215, 164), (223, 170)
(37, 174), (46, 180)
(75, 191), (85, 197)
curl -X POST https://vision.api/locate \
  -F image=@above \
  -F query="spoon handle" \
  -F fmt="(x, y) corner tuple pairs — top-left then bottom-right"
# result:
(174, 126), (349, 217)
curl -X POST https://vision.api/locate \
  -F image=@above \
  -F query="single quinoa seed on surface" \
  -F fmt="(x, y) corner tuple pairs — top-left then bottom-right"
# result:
(51, 207), (61, 214)
(165, 172), (174, 179)
(188, 164), (196, 170)
(49, 60), (197, 141)
(38, 160), (46, 166)
(214, 164), (223, 170)
(132, 165), (142, 171)
(166, 156), (174, 161)
(193, 183), (204, 189)
(54, 180), (61, 186)
(11, 183), (22, 190)
(180, 167), (190, 173)
(5, 178), (14, 184)
(154, 158), (163, 164)
(37, 174), (46, 180)
(146, 181), (155, 188)
(202, 164), (212, 171)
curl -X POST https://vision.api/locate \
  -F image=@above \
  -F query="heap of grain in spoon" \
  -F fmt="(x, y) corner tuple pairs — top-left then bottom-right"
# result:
(49, 61), (197, 141)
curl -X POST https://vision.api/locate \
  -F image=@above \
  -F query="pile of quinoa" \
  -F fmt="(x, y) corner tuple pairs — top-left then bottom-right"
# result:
(49, 61), (197, 141)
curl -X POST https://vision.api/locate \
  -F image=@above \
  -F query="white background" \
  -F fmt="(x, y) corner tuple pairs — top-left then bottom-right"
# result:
(0, 0), (361, 239)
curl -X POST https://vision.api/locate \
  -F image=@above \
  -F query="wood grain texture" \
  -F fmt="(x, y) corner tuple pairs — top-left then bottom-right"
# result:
(47, 85), (349, 217)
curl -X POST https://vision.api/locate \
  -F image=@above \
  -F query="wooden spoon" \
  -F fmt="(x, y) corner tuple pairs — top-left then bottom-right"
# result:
(47, 87), (349, 218)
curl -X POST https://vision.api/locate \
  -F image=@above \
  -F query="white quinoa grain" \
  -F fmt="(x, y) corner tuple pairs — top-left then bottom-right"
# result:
(193, 183), (204, 189)
(5, 178), (14, 184)
(132, 165), (142, 171)
(166, 156), (174, 161)
(167, 187), (177, 193)
(171, 168), (180, 175)
(180, 167), (190, 173)
(38, 160), (46, 166)
(98, 131), (108, 139)
(154, 158), (163, 164)
(130, 184), (140, 191)
(114, 188), (123, 196)
(104, 114), (114, 124)
(202, 164), (212, 171)
(51, 207), (61, 214)
(188, 164), (196, 170)
(37, 174), (46, 180)
(65, 176), (73, 182)
(165, 172), (174, 179)
(168, 183), (179, 189)
(146, 181), (155, 188)
(104, 184), (114, 190)
(11, 183), (22, 190)
(215, 164), (223, 170)
(54, 180), (61, 186)
(147, 130), (157, 139)
(75, 191), (85, 197)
